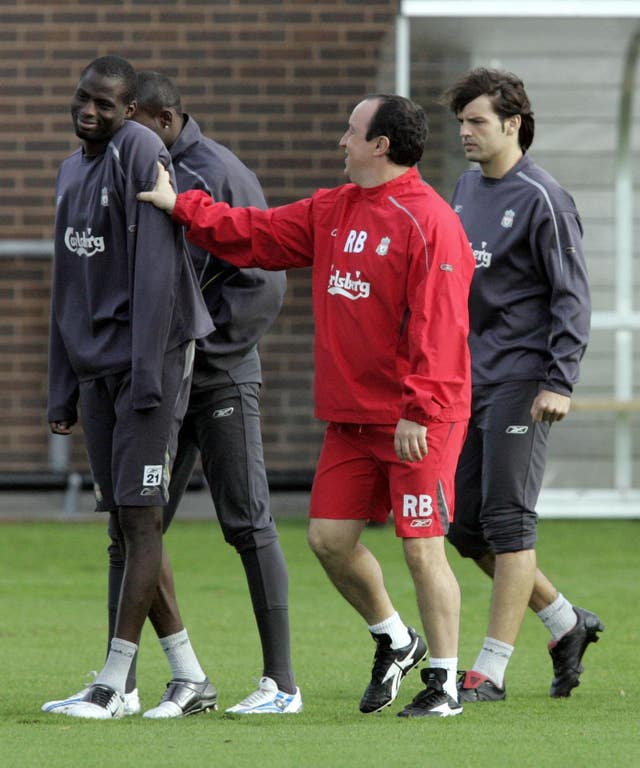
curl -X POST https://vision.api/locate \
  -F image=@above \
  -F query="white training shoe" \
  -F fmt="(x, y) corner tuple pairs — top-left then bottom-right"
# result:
(225, 676), (303, 714)
(42, 683), (140, 716)
(61, 684), (125, 719)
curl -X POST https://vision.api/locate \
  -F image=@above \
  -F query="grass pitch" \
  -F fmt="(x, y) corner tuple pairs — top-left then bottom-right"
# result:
(1, 512), (638, 767)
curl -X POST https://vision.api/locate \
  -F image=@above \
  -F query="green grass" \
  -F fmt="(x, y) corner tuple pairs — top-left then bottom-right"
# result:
(1, 516), (638, 767)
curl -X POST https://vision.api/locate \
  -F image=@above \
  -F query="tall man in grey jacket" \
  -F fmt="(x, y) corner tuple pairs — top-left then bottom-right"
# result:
(44, 70), (299, 717)
(47, 55), (213, 719)
(441, 68), (603, 702)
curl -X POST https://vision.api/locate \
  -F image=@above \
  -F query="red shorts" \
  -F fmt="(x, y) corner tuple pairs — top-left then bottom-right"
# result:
(310, 421), (467, 538)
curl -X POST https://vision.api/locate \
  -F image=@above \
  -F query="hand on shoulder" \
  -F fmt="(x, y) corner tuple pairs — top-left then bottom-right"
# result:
(137, 161), (177, 214)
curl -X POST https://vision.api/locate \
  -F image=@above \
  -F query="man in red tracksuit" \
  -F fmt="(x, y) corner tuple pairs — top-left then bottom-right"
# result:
(139, 94), (475, 717)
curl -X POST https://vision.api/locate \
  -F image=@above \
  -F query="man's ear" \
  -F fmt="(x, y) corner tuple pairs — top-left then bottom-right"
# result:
(160, 108), (175, 128)
(125, 99), (137, 119)
(375, 135), (390, 156)
(506, 114), (521, 136)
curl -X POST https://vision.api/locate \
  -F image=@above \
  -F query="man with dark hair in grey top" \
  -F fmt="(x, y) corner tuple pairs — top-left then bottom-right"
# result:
(128, 71), (299, 716)
(46, 55), (214, 719)
(441, 67), (603, 702)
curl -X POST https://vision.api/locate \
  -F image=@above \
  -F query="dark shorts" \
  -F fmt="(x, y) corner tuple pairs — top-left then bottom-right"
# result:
(163, 381), (276, 552)
(448, 380), (550, 558)
(79, 341), (194, 511)
(310, 420), (467, 539)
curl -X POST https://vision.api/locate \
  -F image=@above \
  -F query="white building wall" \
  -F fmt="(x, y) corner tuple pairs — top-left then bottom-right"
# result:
(399, 10), (640, 497)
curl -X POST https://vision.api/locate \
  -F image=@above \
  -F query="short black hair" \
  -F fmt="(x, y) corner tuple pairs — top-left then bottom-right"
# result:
(441, 67), (535, 152)
(365, 94), (428, 166)
(80, 55), (137, 105)
(136, 71), (183, 117)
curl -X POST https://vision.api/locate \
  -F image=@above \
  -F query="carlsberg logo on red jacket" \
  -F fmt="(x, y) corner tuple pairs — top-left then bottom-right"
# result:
(327, 267), (371, 299)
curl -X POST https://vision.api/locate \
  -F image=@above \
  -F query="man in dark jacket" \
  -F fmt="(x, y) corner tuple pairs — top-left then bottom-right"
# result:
(442, 67), (603, 703)
(47, 55), (213, 719)
(44, 70), (299, 718)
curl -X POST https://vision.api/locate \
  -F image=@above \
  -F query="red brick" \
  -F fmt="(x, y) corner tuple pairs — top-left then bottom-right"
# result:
(0, 0), (404, 475)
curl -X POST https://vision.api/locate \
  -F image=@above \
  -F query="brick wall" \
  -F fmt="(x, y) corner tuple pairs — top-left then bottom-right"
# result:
(0, 254), (53, 471)
(0, 0), (403, 479)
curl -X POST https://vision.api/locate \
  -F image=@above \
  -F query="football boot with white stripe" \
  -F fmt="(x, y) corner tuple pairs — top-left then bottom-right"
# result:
(359, 627), (427, 714)
(397, 668), (463, 717)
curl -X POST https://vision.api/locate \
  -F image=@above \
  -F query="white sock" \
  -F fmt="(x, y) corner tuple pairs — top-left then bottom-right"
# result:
(160, 628), (206, 682)
(94, 637), (137, 694)
(537, 593), (577, 642)
(368, 612), (411, 649)
(472, 637), (513, 688)
(429, 657), (458, 701)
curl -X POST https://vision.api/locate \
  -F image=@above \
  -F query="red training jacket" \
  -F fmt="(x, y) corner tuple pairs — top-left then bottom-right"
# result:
(173, 166), (474, 426)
